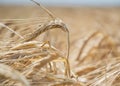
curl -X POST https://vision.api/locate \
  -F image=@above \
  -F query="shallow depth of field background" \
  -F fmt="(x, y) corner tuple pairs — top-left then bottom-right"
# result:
(0, 0), (120, 42)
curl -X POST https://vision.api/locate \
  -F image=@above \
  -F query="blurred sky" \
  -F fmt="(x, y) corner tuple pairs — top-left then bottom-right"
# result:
(0, 0), (120, 7)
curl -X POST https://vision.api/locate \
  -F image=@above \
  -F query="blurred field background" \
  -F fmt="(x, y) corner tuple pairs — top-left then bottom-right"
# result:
(0, 0), (120, 42)
(0, 0), (120, 86)
(0, 6), (120, 48)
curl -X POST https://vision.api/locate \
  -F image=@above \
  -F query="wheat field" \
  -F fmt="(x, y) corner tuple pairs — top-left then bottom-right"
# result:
(0, 3), (120, 86)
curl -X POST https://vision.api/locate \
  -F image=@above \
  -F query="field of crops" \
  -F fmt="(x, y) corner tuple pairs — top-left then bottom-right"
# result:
(0, 4), (120, 86)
